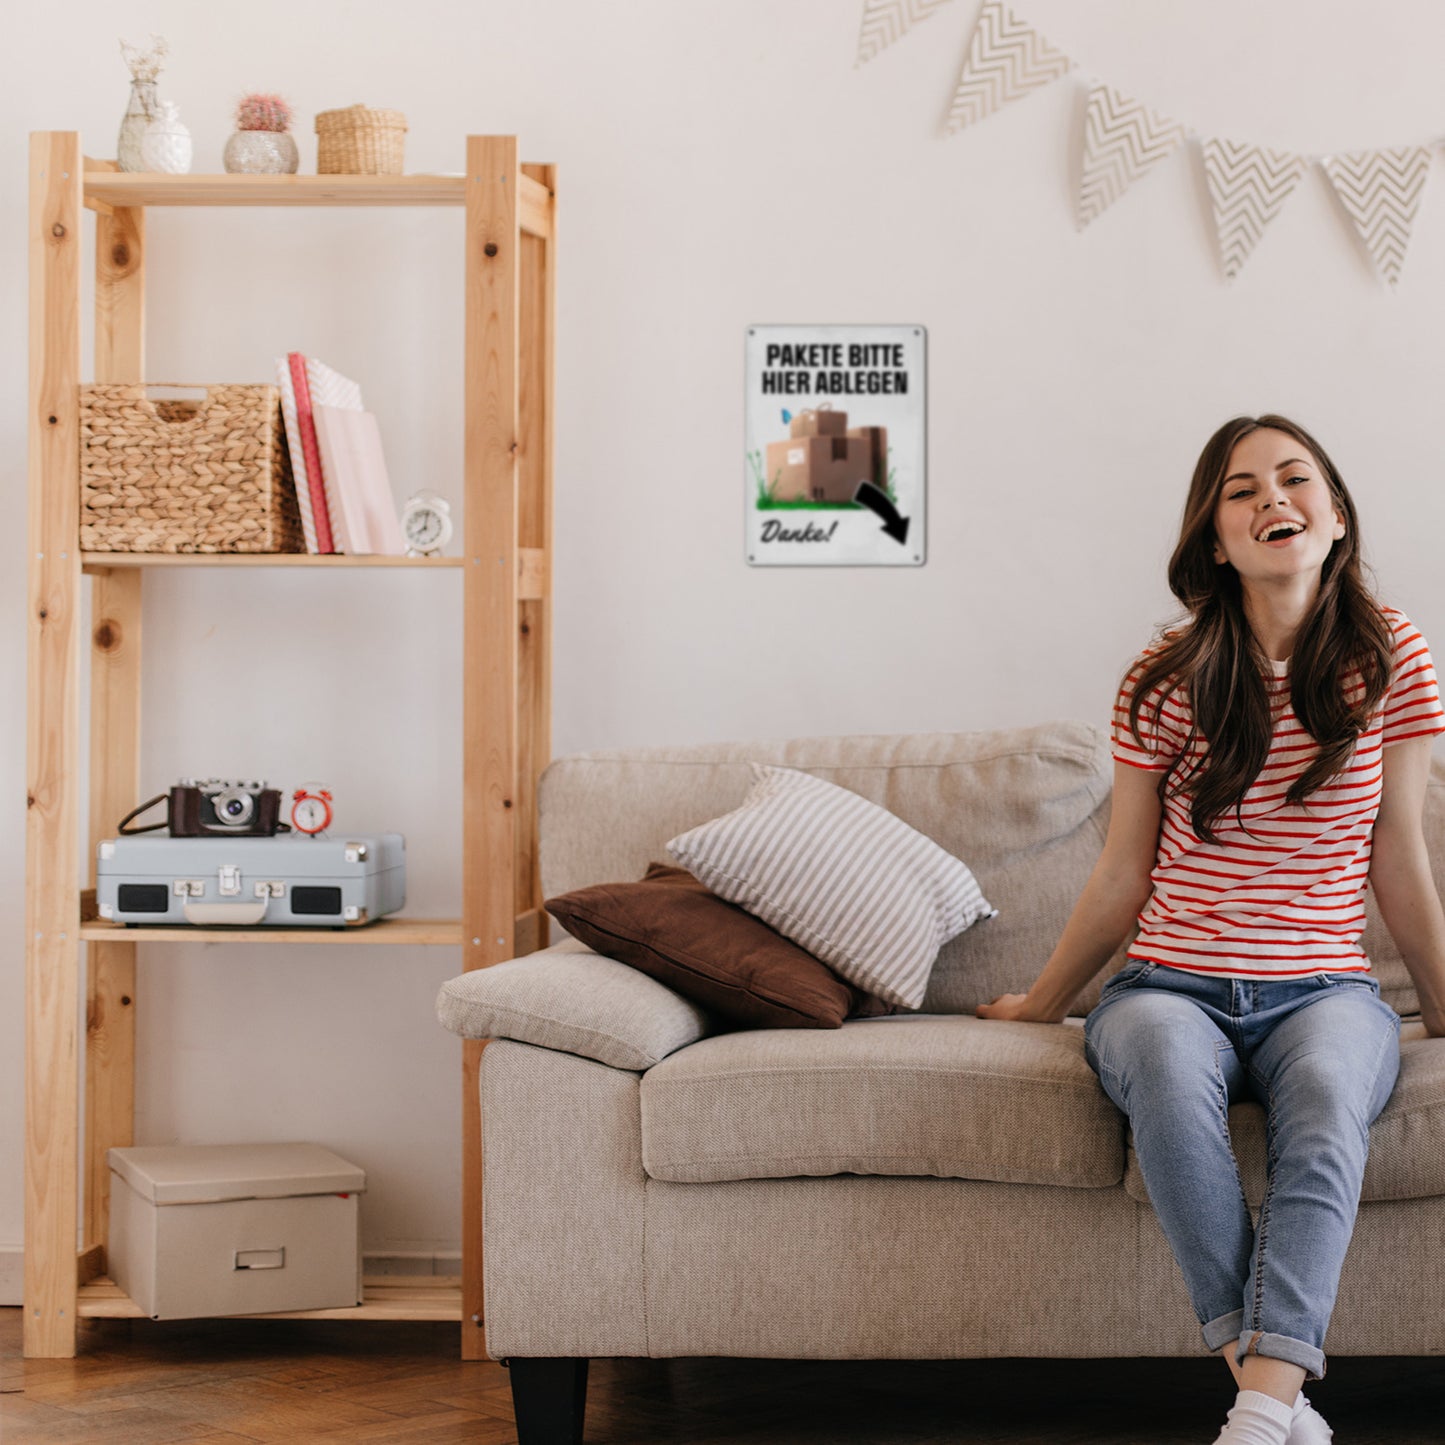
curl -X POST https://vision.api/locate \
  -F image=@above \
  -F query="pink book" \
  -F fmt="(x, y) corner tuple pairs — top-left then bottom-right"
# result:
(313, 405), (406, 556)
(288, 352), (335, 553)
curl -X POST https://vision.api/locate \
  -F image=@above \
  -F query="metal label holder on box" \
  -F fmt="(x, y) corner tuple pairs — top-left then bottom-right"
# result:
(96, 833), (406, 927)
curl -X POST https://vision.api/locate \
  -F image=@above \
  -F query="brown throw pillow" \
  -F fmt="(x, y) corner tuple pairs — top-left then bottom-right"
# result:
(545, 863), (895, 1029)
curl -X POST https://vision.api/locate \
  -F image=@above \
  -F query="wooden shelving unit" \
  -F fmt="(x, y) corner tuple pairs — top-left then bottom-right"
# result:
(25, 133), (556, 1359)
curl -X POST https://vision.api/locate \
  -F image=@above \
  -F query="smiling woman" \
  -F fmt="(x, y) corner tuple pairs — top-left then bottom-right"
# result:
(976, 411), (1445, 1445)
(975, 407), (1445, 1445)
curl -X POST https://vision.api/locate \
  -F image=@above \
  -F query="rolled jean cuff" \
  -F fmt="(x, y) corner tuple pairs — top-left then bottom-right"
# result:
(1202, 1309), (1245, 1353)
(1233, 1329), (1327, 1382)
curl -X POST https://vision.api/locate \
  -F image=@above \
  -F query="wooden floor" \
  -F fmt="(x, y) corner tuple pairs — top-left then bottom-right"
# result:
(3, 1308), (1444, 1442)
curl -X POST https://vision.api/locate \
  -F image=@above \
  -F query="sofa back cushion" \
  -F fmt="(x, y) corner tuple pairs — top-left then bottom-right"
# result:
(542, 725), (1445, 1018)
(540, 722), (1120, 1015)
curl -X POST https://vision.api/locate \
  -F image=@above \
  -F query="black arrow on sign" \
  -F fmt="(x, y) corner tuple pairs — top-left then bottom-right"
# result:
(853, 481), (910, 545)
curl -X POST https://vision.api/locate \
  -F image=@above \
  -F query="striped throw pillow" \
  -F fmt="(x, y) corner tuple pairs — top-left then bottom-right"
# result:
(666, 765), (996, 1010)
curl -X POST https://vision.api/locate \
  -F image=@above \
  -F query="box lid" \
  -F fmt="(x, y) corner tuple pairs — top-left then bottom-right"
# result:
(108, 1142), (366, 1206)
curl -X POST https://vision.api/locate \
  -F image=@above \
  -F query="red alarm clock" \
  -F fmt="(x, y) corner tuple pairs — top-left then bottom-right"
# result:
(290, 785), (333, 836)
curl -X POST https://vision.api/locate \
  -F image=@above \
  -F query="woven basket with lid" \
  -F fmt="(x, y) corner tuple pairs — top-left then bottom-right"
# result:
(80, 384), (304, 554)
(315, 104), (407, 174)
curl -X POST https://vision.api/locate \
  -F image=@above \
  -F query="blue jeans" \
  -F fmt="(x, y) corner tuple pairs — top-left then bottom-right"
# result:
(1083, 960), (1402, 1381)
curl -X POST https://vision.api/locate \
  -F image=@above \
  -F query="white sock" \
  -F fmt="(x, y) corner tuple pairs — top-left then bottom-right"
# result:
(1212, 1388), (1295, 1445)
(1288, 1390), (1334, 1444)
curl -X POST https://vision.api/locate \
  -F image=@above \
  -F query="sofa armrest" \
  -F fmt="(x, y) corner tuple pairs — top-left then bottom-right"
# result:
(436, 939), (711, 1071)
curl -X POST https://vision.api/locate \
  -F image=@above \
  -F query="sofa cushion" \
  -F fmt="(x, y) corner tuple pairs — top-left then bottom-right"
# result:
(1123, 1019), (1445, 1206)
(639, 1015), (1124, 1187)
(666, 765), (996, 1010)
(436, 940), (709, 1071)
(545, 862), (894, 1029)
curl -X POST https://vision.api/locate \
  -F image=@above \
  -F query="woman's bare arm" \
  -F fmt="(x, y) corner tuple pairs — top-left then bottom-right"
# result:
(1369, 734), (1445, 1038)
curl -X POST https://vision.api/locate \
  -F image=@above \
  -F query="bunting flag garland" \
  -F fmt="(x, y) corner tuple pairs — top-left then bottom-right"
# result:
(1319, 147), (1432, 289)
(1201, 139), (1308, 282)
(856, 0), (955, 67)
(945, 0), (1071, 132)
(861, 0), (1442, 284)
(1077, 82), (1189, 229)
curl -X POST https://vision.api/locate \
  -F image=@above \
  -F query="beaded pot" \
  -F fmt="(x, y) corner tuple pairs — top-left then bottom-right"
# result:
(224, 129), (299, 174)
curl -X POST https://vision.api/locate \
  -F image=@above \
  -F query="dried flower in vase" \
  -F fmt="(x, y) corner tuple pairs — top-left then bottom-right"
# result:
(116, 34), (170, 172)
(236, 93), (294, 133)
(119, 34), (168, 82)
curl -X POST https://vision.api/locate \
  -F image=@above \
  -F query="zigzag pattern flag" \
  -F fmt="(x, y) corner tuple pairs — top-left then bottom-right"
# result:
(1077, 82), (1189, 228)
(856, 0), (954, 67)
(1201, 139), (1307, 281)
(945, 0), (1071, 132)
(1319, 147), (1433, 288)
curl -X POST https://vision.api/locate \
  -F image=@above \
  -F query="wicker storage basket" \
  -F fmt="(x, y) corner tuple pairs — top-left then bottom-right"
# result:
(315, 104), (407, 175)
(80, 384), (305, 554)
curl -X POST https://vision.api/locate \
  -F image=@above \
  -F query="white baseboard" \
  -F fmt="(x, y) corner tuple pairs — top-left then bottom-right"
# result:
(0, 1247), (21, 1306)
(0, 1247), (460, 1304)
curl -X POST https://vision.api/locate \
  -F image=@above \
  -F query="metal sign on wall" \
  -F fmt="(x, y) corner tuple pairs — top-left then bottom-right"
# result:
(745, 324), (926, 567)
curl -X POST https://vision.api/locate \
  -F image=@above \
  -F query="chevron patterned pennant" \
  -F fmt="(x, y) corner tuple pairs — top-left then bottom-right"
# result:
(856, 0), (955, 67)
(1201, 139), (1307, 281)
(945, 0), (1072, 132)
(1077, 82), (1189, 229)
(1319, 147), (1433, 288)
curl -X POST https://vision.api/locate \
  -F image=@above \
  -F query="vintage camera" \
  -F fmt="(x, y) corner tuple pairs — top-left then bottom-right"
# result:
(118, 779), (288, 837)
(174, 779), (285, 836)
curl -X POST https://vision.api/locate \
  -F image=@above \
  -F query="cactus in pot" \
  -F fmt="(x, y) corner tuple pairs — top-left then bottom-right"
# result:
(224, 92), (299, 174)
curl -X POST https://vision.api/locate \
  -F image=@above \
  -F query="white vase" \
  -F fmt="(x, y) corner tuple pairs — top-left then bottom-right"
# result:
(141, 101), (192, 174)
(224, 129), (299, 175)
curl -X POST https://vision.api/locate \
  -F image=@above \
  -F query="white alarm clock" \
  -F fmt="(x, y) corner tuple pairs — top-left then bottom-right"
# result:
(401, 491), (454, 557)
(290, 784), (333, 836)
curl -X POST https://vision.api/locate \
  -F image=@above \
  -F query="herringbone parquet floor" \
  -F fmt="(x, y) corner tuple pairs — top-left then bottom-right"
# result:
(3, 1308), (1443, 1443)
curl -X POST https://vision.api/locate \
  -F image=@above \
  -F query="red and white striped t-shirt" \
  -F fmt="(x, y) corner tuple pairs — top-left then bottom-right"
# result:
(1112, 605), (1445, 979)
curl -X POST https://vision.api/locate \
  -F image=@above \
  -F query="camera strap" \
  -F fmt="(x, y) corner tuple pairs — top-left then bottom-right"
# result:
(117, 793), (172, 835)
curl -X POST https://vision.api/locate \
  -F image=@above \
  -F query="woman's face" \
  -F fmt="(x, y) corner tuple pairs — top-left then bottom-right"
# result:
(1210, 428), (1345, 586)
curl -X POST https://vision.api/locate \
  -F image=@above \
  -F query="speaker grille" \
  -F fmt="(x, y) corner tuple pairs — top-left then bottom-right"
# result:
(292, 886), (343, 916)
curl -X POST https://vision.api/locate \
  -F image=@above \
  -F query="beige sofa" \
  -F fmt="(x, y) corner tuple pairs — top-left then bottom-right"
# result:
(437, 722), (1445, 1443)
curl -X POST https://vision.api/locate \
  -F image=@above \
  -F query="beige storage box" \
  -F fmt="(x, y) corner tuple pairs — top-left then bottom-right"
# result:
(107, 1142), (366, 1320)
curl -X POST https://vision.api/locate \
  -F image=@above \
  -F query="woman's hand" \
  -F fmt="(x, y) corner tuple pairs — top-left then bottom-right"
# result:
(975, 993), (1057, 1023)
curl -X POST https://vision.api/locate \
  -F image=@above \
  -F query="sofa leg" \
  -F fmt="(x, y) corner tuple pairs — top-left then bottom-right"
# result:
(507, 1356), (590, 1444)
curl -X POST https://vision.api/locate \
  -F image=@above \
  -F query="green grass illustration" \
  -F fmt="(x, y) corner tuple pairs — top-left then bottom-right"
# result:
(748, 446), (899, 510)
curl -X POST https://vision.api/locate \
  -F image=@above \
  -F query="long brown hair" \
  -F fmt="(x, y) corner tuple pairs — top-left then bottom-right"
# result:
(1128, 414), (1393, 843)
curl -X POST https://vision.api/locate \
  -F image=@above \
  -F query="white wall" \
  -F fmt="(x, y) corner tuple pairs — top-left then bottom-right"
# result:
(5, 0), (1445, 1277)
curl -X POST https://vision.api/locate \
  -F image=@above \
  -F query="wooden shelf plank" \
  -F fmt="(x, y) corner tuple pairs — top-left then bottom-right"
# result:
(81, 548), (546, 596)
(81, 169), (553, 238)
(78, 1276), (464, 1322)
(82, 552), (464, 571)
(80, 917), (465, 945)
(85, 172), (468, 208)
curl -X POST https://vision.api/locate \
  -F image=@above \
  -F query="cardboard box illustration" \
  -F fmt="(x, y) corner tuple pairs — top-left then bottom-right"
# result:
(847, 425), (888, 489)
(789, 405), (848, 439)
(765, 434), (872, 503)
